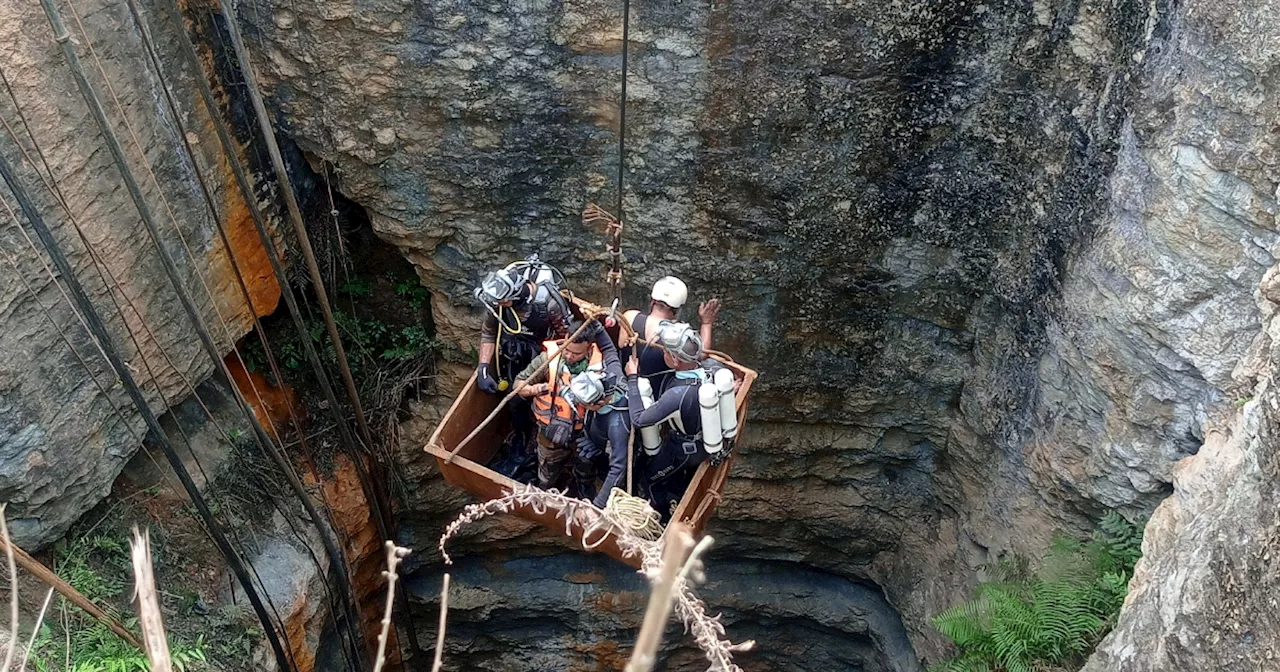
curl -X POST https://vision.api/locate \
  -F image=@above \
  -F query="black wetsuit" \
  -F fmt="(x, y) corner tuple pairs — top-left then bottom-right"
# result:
(620, 312), (675, 395)
(625, 359), (725, 515)
(481, 282), (572, 383)
(576, 397), (632, 508)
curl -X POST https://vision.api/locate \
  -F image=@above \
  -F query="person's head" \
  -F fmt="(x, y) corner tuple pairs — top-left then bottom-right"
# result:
(649, 276), (688, 316)
(557, 320), (595, 364)
(561, 338), (593, 365)
(474, 268), (528, 310)
(657, 321), (703, 370)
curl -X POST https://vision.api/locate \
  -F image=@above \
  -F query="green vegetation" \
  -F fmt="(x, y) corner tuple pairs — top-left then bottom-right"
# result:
(929, 512), (1145, 672)
(31, 621), (207, 672)
(243, 272), (440, 378)
(336, 275), (374, 299)
(391, 273), (430, 311)
(23, 495), (267, 672)
(28, 534), (211, 672)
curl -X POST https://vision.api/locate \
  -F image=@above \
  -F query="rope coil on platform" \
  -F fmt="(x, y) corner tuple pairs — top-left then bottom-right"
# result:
(582, 488), (663, 550)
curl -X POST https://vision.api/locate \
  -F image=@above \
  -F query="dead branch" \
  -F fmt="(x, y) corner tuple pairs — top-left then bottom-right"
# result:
(1, 506), (17, 672)
(626, 523), (695, 672)
(129, 528), (171, 672)
(438, 486), (751, 671)
(373, 541), (411, 672)
(0, 528), (142, 650)
(432, 574), (450, 672)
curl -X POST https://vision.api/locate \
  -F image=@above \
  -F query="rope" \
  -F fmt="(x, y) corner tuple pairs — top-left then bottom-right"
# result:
(153, 0), (388, 557)
(218, 0), (420, 655)
(616, 0), (630, 223)
(29, 2), (297, 667)
(0, 125), (293, 672)
(118, 2), (364, 666)
(158, 0), (416, 660)
(5, 11), (227, 521)
(608, 0), (631, 304)
(604, 488), (662, 540)
(580, 487), (662, 551)
(0, 111), (306, 659)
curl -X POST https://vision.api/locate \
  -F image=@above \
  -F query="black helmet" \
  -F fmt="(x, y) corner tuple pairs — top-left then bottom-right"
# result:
(474, 269), (526, 308)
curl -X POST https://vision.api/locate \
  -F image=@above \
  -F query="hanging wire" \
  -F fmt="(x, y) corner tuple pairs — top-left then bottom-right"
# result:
(214, 0), (422, 657)
(117, 1), (365, 665)
(29, 0), (306, 665)
(609, 0), (632, 305)
(616, 0), (631, 222)
(0, 116), (295, 672)
(56, 0), (363, 665)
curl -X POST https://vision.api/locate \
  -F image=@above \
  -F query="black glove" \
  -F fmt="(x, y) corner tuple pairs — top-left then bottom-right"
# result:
(601, 373), (620, 391)
(708, 439), (735, 467)
(476, 363), (499, 394)
(576, 434), (602, 461)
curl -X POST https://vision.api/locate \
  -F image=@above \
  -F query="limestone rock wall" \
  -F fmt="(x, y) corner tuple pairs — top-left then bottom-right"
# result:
(0, 0), (278, 546)
(236, 0), (1215, 662)
(1077, 0), (1280, 668)
(0, 0), (1274, 664)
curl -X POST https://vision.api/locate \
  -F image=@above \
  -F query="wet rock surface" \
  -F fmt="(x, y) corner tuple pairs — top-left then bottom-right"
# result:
(406, 553), (920, 672)
(0, 0), (1276, 664)
(1079, 0), (1280, 667)
(237, 0), (1280, 665)
(0, 0), (281, 547)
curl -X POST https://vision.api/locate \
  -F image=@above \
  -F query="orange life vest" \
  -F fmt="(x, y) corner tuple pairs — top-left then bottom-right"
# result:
(532, 340), (603, 429)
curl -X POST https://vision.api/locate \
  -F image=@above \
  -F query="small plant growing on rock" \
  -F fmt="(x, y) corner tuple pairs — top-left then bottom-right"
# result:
(929, 512), (1145, 672)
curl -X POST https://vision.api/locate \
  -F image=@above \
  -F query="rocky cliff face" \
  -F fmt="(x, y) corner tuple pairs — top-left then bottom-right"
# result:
(1, 0), (1277, 666)
(0, 0), (281, 547)
(233, 0), (1264, 665)
(1079, 0), (1280, 668)
(226, 0), (1280, 665)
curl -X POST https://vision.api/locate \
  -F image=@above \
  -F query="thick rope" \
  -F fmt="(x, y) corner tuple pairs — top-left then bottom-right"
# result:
(218, 0), (420, 655)
(30, 2), (296, 667)
(154, 0), (389, 552)
(68, 0), (335, 636)
(3, 155), (309, 655)
(603, 488), (662, 540)
(159, 1), (414, 660)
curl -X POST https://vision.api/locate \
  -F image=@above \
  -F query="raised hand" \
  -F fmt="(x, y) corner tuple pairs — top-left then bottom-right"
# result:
(699, 297), (721, 325)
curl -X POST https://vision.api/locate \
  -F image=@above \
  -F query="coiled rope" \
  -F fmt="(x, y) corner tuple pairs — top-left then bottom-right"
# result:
(582, 487), (662, 550)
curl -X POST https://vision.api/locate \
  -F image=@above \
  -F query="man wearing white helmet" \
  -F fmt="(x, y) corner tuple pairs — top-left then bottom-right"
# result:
(620, 276), (720, 395)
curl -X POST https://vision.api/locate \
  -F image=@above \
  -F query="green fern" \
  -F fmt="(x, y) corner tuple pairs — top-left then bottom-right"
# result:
(929, 512), (1145, 671)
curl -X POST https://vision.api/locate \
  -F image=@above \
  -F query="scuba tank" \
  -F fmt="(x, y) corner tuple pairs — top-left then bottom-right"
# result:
(505, 254), (565, 289)
(636, 377), (663, 455)
(699, 382), (723, 455)
(713, 367), (738, 439)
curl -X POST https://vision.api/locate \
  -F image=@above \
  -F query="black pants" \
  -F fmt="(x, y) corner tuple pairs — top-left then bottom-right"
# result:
(575, 408), (632, 508)
(500, 336), (539, 439)
(641, 434), (706, 518)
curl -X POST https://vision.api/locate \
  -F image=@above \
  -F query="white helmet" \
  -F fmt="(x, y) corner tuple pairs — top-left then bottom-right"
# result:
(651, 276), (688, 309)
